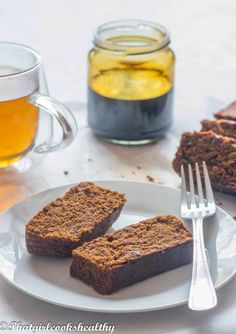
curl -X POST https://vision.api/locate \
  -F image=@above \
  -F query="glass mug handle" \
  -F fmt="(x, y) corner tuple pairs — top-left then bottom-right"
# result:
(29, 93), (77, 153)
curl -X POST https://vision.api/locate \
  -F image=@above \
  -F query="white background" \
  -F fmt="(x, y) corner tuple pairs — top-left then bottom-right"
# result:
(0, 0), (235, 333)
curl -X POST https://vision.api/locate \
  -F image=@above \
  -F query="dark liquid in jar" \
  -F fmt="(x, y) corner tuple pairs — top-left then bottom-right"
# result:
(88, 87), (173, 142)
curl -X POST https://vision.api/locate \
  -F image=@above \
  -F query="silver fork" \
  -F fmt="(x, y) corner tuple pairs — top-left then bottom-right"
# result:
(181, 161), (217, 311)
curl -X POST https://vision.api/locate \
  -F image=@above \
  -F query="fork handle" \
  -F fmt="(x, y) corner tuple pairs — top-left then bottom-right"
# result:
(188, 216), (217, 311)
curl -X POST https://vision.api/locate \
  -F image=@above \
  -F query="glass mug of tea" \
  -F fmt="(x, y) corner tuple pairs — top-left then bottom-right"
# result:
(0, 42), (77, 170)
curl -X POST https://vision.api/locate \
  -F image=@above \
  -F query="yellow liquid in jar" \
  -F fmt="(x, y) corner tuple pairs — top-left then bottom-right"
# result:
(89, 35), (174, 100)
(91, 68), (172, 100)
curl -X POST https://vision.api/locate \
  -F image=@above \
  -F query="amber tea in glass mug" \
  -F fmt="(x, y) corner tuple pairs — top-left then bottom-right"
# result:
(88, 20), (175, 145)
(0, 42), (77, 169)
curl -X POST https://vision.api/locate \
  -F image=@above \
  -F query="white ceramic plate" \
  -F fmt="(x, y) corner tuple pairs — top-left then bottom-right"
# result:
(0, 181), (235, 313)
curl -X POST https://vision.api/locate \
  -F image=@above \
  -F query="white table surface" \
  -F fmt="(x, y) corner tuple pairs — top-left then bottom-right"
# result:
(0, 0), (236, 333)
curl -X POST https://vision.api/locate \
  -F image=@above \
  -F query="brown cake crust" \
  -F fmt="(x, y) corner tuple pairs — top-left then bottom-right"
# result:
(214, 101), (236, 121)
(173, 131), (236, 195)
(70, 215), (193, 294)
(201, 119), (236, 139)
(26, 182), (126, 257)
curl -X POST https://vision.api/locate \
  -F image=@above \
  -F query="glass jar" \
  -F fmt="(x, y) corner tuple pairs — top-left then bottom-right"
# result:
(87, 19), (175, 145)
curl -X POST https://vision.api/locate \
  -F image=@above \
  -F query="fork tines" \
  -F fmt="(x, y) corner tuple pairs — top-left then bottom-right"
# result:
(181, 162), (215, 210)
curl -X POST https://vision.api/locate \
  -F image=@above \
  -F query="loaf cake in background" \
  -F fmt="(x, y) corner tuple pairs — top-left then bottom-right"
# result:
(173, 101), (236, 196)
(201, 119), (236, 139)
(26, 182), (126, 257)
(70, 215), (193, 294)
(214, 101), (236, 121)
(173, 131), (236, 195)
